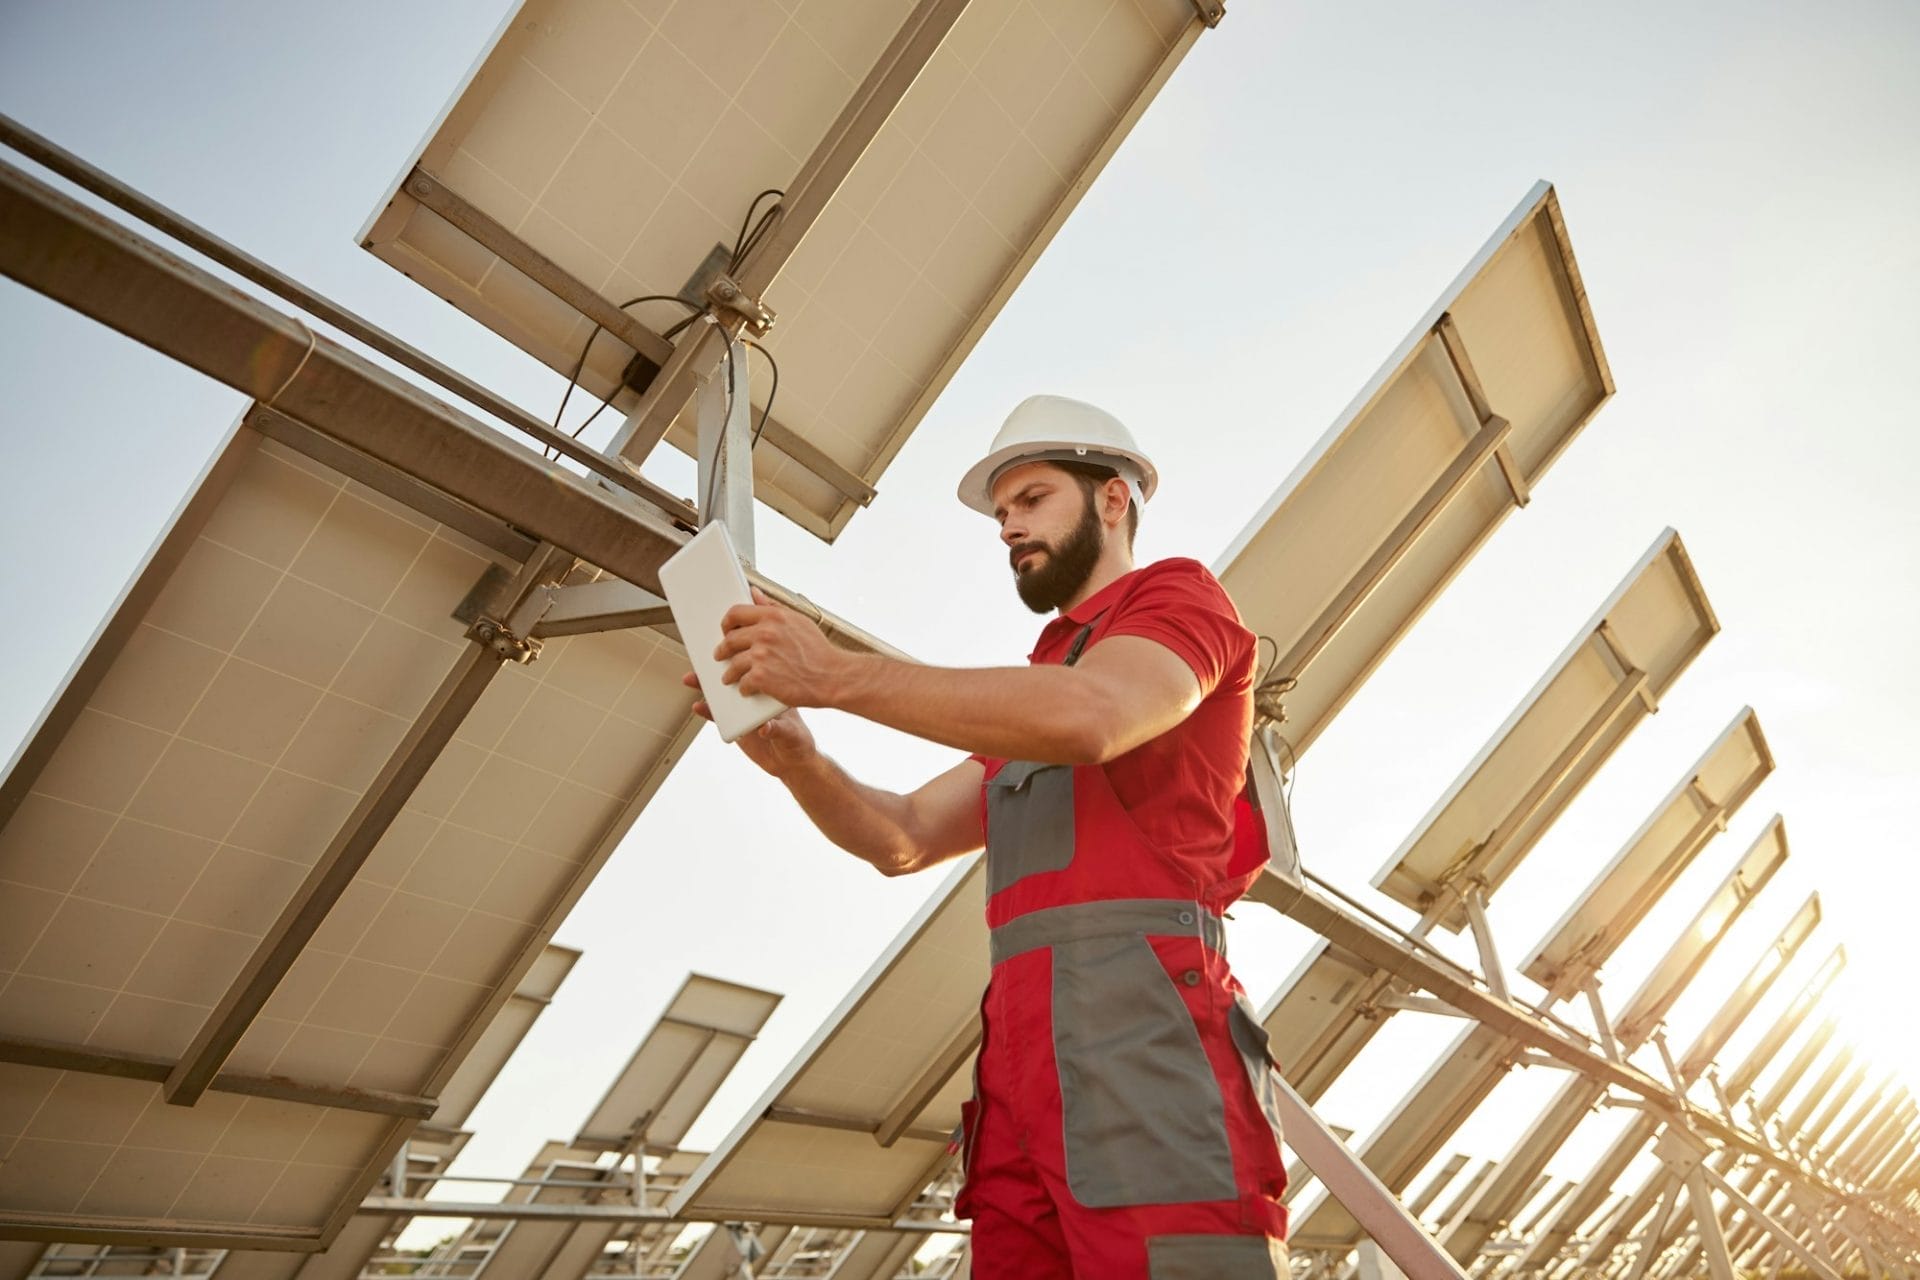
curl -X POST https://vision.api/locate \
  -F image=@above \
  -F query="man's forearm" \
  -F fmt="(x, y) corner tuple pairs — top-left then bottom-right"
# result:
(834, 657), (1105, 763)
(781, 751), (925, 875)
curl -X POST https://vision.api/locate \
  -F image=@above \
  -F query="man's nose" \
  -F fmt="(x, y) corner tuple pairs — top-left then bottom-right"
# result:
(1000, 520), (1025, 547)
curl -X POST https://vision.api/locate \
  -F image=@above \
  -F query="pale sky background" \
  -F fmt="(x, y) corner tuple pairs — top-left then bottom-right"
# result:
(3, 0), (1918, 1252)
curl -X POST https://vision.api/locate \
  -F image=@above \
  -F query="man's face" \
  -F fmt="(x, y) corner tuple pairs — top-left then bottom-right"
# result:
(991, 462), (1106, 614)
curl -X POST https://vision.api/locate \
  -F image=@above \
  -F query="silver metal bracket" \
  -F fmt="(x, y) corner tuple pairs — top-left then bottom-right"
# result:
(1460, 883), (1512, 1005)
(1248, 721), (1303, 885)
(466, 615), (543, 664)
(697, 333), (757, 562)
(1187, 0), (1226, 27)
(704, 273), (775, 336)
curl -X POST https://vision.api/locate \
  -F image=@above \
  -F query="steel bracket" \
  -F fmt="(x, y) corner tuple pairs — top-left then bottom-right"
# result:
(704, 272), (775, 336)
(466, 615), (543, 664)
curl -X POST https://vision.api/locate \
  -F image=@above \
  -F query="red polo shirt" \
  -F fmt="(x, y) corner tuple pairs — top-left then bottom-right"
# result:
(982, 558), (1257, 876)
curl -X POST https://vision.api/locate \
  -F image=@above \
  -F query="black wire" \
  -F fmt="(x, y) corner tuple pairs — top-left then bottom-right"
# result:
(729, 189), (784, 270)
(547, 294), (703, 458)
(741, 338), (778, 448)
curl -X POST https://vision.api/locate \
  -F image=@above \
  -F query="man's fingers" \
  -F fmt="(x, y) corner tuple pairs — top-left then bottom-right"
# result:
(681, 669), (701, 691)
(720, 604), (775, 632)
(750, 586), (773, 606)
(691, 699), (712, 721)
(720, 656), (751, 687)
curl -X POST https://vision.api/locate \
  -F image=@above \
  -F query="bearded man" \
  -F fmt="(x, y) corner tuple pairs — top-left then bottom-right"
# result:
(686, 395), (1289, 1278)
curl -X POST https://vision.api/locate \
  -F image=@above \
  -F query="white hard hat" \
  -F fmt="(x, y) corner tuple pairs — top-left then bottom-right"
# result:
(957, 395), (1159, 517)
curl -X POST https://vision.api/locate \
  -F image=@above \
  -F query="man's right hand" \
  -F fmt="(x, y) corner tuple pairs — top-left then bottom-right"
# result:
(682, 670), (818, 779)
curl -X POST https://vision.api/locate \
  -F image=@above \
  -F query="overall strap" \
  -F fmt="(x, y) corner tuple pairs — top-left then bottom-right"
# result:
(1062, 609), (1106, 668)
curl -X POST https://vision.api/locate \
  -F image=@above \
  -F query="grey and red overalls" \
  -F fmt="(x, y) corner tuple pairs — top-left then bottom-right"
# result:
(955, 559), (1290, 1278)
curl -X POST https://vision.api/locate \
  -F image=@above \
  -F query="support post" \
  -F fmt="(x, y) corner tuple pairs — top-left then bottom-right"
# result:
(1584, 978), (1623, 1064)
(696, 333), (756, 562)
(1461, 886), (1511, 1004)
(1699, 1163), (1845, 1280)
(1269, 1072), (1469, 1280)
(1623, 1175), (1684, 1280)
(165, 546), (570, 1105)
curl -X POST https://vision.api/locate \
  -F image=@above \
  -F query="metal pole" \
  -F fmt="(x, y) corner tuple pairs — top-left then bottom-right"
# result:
(1270, 1073), (1470, 1280)
(695, 334), (756, 561)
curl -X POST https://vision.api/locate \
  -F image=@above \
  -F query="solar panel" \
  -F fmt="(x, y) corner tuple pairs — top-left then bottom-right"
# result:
(0, 424), (703, 1249)
(821, 1231), (919, 1280)
(208, 948), (570, 1279)
(1290, 862), (1809, 1255)
(1511, 898), (1821, 1274)
(1438, 817), (1795, 1261)
(1521, 710), (1772, 1000)
(1215, 181), (1611, 758)
(362, 0), (1217, 539)
(210, 1127), (472, 1280)
(1373, 527), (1718, 931)
(669, 860), (986, 1227)
(1256, 546), (1725, 1102)
(573, 974), (781, 1157)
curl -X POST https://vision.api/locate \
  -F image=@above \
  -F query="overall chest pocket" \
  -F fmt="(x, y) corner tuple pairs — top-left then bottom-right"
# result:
(985, 760), (1077, 896)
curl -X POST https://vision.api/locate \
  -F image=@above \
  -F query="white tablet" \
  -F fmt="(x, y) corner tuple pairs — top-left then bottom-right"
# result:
(658, 522), (787, 743)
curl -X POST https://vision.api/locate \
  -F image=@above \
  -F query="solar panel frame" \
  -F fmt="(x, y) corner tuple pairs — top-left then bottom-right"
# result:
(1520, 709), (1773, 998)
(668, 859), (986, 1227)
(1257, 559), (1730, 1104)
(0, 419), (705, 1249)
(572, 974), (781, 1157)
(360, 0), (1216, 540)
(1214, 181), (1612, 758)
(1372, 528), (1719, 931)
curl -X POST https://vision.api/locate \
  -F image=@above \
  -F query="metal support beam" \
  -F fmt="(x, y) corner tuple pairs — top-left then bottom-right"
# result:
(0, 1034), (435, 1119)
(1269, 1073), (1469, 1280)
(1700, 1164), (1845, 1280)
(353, 1197), (961, 1233)
(0, 114), (694, 524)
(1461, 887), (1511, 1004)
(1458, 666), (1650, 889)
(608, 0), (973, 467)
(1434, 311), (1529, 507)
(696, 334), (757, 561)
(1375, 993), (1471, 1019)
(0, 157), (905, 662)
(1585, 979), (1623, 1064)
(532, 578), (673, 638)
(166, 638), (514, 1104)
(404, 166), (675, 374)
(1270, 412), (1514, 688)
(1624, 1176), (1685, 1280)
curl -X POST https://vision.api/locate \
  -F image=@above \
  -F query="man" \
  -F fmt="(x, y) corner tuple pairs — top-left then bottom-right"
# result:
(686, 395), (1289, 1278)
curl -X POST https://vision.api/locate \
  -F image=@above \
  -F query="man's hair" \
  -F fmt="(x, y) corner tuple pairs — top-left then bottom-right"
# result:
(1052, 460), (1139, 550)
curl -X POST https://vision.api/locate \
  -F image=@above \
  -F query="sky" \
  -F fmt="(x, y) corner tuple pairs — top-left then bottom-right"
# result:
(3, 0), (1918, 1253)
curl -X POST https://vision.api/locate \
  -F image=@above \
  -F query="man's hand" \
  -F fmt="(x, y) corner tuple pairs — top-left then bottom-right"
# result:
(680, 665), (820, 779)
(712, 587), (858, 708)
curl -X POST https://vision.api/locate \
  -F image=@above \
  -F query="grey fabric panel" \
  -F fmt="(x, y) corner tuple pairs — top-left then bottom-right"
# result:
(1147, 1233), (1290, 1279)
(985, 760), (1075, 895)
(1053, 932), (1236, 1207)
(1227, 991), (1288, 1156)
(989, 898), (1221, 966)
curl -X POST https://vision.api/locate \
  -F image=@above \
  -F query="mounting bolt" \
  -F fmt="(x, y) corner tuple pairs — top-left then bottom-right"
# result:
(410, 176), (432, 198)
(714, 280), (739, 300)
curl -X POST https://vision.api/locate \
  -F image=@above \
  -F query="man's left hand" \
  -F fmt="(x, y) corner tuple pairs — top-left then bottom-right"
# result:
(715, 587), (855, 708)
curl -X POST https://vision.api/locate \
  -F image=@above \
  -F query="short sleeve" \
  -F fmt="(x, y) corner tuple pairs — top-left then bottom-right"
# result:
(1099, 559), (1253, 698)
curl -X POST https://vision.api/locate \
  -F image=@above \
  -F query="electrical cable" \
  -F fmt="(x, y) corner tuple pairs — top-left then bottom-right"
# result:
(741, 338), (778, 449)
(729, 189), (784, 271)
(546, 294), (702, 457)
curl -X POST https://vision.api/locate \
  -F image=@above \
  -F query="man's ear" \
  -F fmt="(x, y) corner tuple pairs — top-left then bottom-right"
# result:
(1104, 476), (1132, 528)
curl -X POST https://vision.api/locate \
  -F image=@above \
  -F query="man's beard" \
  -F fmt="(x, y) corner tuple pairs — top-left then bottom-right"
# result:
(1010, 495), (1104, 614)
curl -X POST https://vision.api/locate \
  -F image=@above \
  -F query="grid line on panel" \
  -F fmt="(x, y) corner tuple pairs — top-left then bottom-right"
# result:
(0, 462), (357, 1043)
